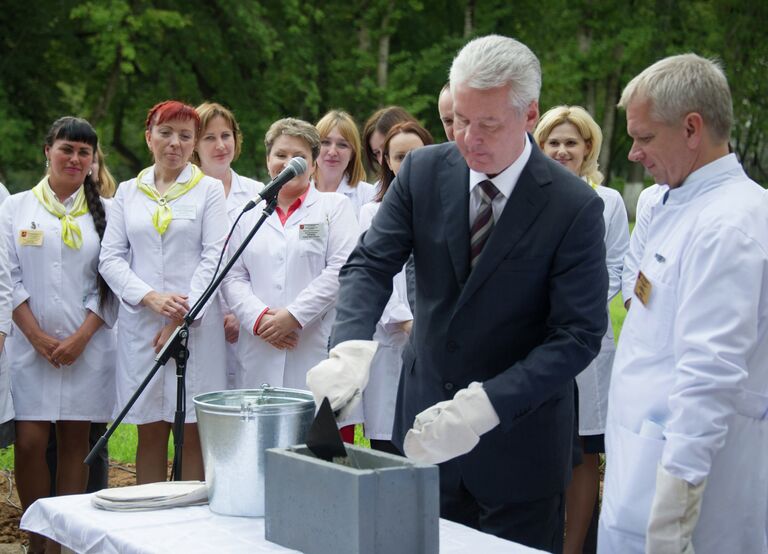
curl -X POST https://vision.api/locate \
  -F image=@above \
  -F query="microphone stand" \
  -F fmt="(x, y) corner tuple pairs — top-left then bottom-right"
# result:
(85, 197), (280, 480)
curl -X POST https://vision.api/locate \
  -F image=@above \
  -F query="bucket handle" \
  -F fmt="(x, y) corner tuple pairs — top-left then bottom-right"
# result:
(240, 383), (274, 421)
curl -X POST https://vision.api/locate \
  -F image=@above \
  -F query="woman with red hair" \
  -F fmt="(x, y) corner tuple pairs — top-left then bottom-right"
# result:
(100, 100), (229, 483)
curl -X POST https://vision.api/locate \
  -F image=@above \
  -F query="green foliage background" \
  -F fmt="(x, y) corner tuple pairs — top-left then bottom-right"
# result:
(1, 0), (766, 189)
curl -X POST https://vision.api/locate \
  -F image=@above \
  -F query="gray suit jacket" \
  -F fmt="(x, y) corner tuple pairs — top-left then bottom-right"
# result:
(332, 140), (608, 502)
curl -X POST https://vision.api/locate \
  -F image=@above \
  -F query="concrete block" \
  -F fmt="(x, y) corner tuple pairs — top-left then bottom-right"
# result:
(265, 444), (439, 554)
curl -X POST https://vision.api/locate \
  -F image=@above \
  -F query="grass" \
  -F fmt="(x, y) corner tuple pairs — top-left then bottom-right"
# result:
(0, 297), (628, 471)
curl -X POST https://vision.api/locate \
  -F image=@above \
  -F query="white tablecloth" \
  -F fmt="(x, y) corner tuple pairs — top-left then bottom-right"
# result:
(21, 494), (545, 553)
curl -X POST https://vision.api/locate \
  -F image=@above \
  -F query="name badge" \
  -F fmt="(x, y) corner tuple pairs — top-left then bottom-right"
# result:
(173, 205), (197, 220)
(634, 270), (652, 307)
(19, 229), (44, 246)
(299, 223), (325, 240)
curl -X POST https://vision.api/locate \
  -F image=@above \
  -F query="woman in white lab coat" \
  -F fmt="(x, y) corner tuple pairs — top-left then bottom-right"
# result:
(46, 143), (119, 494)
(194, 102), (264, 389)
(0, 184), (13, 450)
(99, 100), (228, 484)
(0, 117), (116, 552)
(222, 117), (358, 416)
(534, 105), (629, 554)
(314, 110), (376, 217)
(360, 121), (433, 453)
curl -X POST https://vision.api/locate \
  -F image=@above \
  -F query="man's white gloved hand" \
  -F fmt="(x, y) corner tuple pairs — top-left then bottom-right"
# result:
(403, 382), (500, 464)
(305, 340), (378, 420)
(646, 464), (706, 554)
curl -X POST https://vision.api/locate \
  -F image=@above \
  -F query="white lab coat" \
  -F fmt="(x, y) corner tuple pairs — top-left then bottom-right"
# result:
(99, 164), (228, 424)
(358, 201), (412, 440)
(621, 184), (664, 304)
(222, 185), (358, 408)
(575, 185), (629, 435)
(220, 170), (264, 389)
(599, 154), (768, 553)
(0, 189), (14, 426)
(333, 175), (377, 218)
(0, 190), (116, 421)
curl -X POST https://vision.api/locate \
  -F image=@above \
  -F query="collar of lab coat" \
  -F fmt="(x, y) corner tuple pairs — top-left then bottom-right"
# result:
(228, 169), (251, 203)
(230, 169), (243, 193)
(664, 153), (743, 206)
(138, 163), (195, 188)
(266, 183), (320, 231)
(137, 163), (196, 217)
(335, 174), (354, 196)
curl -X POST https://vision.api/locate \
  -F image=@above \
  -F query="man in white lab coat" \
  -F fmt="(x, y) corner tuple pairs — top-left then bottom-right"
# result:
(598, 54), (768, 553)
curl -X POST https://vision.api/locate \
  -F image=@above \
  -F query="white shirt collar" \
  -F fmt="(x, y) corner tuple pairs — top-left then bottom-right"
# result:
(468, 134), (532, 198)
(664, 153), (742, 205)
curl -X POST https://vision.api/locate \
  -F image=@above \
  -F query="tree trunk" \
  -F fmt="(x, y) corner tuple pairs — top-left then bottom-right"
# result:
(377, 31), (390, 89)
(464, 0), (475, 38)
(112, 100), (143, 174)
(90, 48), (122, 127)
(578, 9), (594, 115)
(376, 2), (394, 89)
(358, 25), (370, 51)
(599, 69), (621, 181)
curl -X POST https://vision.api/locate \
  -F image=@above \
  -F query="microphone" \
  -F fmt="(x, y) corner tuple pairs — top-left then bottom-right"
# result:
(243, 157), (308, 212)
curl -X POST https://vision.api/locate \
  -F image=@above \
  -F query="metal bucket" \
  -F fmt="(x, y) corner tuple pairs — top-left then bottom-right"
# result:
(193, 386), (315, 517)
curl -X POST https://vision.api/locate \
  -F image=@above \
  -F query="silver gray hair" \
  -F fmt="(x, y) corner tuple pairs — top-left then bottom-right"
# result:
(449, 35), (541, 113)
(619, 53), (733, 142)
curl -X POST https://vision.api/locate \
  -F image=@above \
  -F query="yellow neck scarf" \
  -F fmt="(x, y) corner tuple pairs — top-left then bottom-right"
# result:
(136, 164), (204, 235)
(32, 177), (88, 249)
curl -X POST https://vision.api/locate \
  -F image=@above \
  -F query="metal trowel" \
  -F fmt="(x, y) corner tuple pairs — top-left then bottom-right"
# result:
(306, 397), (359, 467)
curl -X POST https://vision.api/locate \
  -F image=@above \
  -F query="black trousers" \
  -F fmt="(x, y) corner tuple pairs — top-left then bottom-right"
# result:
(441, 478), (565, 553)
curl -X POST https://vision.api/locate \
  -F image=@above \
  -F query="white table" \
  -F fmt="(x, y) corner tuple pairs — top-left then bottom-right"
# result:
(21, 494), (545, 553)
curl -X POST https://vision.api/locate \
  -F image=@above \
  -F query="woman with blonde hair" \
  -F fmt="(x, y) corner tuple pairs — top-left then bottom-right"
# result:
(92, 144), (117, 198)
(534, 105), (629, 554)
(314, 110), (375, 217)
(194, 101), (264, 389)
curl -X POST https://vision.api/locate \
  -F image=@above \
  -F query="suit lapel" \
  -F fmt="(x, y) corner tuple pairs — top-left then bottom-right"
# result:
(438, 148), (471, 287)
(455, 146), (551, 314)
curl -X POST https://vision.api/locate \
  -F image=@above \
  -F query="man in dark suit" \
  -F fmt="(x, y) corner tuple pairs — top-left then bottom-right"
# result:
(307, 35), (607, 552)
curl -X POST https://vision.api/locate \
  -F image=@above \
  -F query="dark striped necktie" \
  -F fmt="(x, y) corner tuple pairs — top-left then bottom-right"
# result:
(470, 179), (500, 269)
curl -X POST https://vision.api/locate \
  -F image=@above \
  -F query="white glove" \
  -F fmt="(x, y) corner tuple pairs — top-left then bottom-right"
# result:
(305, 340), (378, 420)
(403, 382), (500, 464)
(646, 464), (706, 554)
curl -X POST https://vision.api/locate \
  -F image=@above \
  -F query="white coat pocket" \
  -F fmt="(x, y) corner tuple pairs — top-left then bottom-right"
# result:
(297, 222), (327, 260)
(603, 421), (665, 539)
(623, 269), (675, 350)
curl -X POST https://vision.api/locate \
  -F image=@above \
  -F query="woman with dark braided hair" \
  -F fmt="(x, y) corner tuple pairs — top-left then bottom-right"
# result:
(0, 116), (116, 553)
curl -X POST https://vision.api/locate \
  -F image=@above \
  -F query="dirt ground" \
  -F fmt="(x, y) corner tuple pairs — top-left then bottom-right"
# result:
(0, 463), (138, 549)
